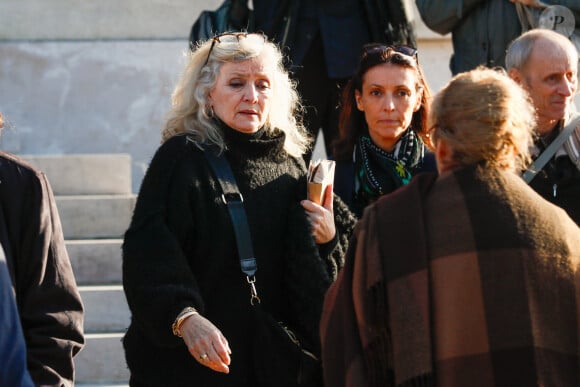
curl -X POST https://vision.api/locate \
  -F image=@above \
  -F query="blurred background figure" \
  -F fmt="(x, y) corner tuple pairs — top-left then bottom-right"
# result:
(416, 0), (522, 74)
(321, 67), (580, 387)
(251, 0), (416, 161)
(514, 1), (580, 51)
(332, 44), (435, 217)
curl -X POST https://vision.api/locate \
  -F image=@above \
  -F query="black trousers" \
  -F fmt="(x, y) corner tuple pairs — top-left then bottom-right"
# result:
(293, 34), (348, 163)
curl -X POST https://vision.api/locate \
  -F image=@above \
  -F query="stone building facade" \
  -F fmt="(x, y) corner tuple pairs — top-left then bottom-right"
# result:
(0, 0), (452, 191)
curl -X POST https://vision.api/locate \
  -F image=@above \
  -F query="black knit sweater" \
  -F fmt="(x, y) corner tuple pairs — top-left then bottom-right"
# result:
(122, 125), (355, 386)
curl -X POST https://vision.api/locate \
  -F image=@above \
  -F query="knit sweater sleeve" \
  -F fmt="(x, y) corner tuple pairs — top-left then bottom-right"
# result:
(318, 194), (357, 280)
(296, 157), (357, 280)
(282, 202), (333, 355)
(122, 136), (204, 347)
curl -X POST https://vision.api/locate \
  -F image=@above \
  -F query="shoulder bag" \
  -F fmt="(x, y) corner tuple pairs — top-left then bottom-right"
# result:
(203, 148), (322, 387)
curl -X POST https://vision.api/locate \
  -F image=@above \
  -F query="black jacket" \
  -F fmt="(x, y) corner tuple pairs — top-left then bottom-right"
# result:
(252, 0), (415, 78)
(529, 124), (580, 226)
(0, 151), (84, 386)
(122, 127), (355, 386)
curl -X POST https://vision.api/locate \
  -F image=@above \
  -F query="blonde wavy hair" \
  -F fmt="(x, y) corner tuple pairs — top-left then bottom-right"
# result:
(429, 67), (536, 171)
(161, 33), (309, 157)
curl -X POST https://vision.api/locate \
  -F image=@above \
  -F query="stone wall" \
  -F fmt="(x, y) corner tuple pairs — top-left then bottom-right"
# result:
(0, 0), (452, 192)
(0, 0), (211, 39)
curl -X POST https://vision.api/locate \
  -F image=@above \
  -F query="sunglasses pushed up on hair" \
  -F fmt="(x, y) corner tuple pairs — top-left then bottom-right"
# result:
(361, 44), (418, 63)
(203, 32), (267, 66)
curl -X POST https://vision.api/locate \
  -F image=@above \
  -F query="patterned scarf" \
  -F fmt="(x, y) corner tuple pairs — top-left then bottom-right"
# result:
(353, 130), (424, 214)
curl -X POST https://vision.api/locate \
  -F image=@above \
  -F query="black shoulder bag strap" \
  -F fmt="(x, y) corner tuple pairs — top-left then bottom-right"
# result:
(204, 150), (321, 370)
(522, 114), (580, 184)
(203, 149), (261, 304)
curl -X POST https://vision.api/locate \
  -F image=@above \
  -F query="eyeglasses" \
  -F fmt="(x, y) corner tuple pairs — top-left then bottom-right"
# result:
(362, 44), (418, 63)
(203, 32), (267, 67)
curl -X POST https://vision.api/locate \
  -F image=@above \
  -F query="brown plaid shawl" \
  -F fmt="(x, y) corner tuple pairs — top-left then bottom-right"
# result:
(320, 165), (580, 387)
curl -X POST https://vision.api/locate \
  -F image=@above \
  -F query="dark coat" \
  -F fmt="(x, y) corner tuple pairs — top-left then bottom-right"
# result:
(530, 152), (580, 226)
(122, 127), (355, 386)
(0, 245), (34, 387)
(528, 114), (580, 226)
(321, 166), (580, 386)
(416, 0), (521, 74)
(0, 151), (84, 386)
(252, 0), (415, 78)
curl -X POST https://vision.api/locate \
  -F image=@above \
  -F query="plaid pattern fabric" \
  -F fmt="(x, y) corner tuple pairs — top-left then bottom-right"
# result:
(321, 166), (580, 387)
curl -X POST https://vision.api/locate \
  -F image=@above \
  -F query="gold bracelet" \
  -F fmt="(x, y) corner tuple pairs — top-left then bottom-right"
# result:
(171, 307), (199, 337)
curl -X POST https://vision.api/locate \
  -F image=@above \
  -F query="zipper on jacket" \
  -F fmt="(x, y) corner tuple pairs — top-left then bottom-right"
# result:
(553, 183), (558, 198)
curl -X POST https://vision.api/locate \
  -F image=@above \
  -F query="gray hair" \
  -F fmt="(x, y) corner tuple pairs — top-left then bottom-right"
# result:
(506, 29), (577, 70)
(162, 33), (309, 157)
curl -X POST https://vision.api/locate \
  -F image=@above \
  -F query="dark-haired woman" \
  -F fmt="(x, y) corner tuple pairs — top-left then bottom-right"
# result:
(333, 44), (436, 217)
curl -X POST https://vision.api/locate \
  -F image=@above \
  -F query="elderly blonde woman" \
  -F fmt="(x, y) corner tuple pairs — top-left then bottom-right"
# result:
(321, 68), (580, 387)
(122, 33), (355, 387)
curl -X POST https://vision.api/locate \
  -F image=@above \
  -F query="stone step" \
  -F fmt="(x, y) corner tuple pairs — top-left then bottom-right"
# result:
(21, 154), (132, 196)
(67, 239), (123, 285)
(75, 333), (129, 385)
(80, 285), (130, 333)
(56, 194), (136, 239)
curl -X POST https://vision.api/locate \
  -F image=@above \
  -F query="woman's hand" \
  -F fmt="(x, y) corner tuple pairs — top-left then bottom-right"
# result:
(180, 314), (232, 373)
(301, 184), (336, 244)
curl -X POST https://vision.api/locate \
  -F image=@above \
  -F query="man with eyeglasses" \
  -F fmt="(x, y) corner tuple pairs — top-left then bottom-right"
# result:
(507, 28), (580, 225)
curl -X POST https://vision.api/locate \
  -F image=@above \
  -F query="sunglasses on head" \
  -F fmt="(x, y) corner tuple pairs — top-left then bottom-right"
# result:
(203, 32), (267, 67)
(362, 44), (418, 63)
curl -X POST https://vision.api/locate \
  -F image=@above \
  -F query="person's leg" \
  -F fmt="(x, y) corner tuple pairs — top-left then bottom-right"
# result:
(322, 77), (348, 159)
(294, 34), (332, 163)
(295, 34), (350, 161)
